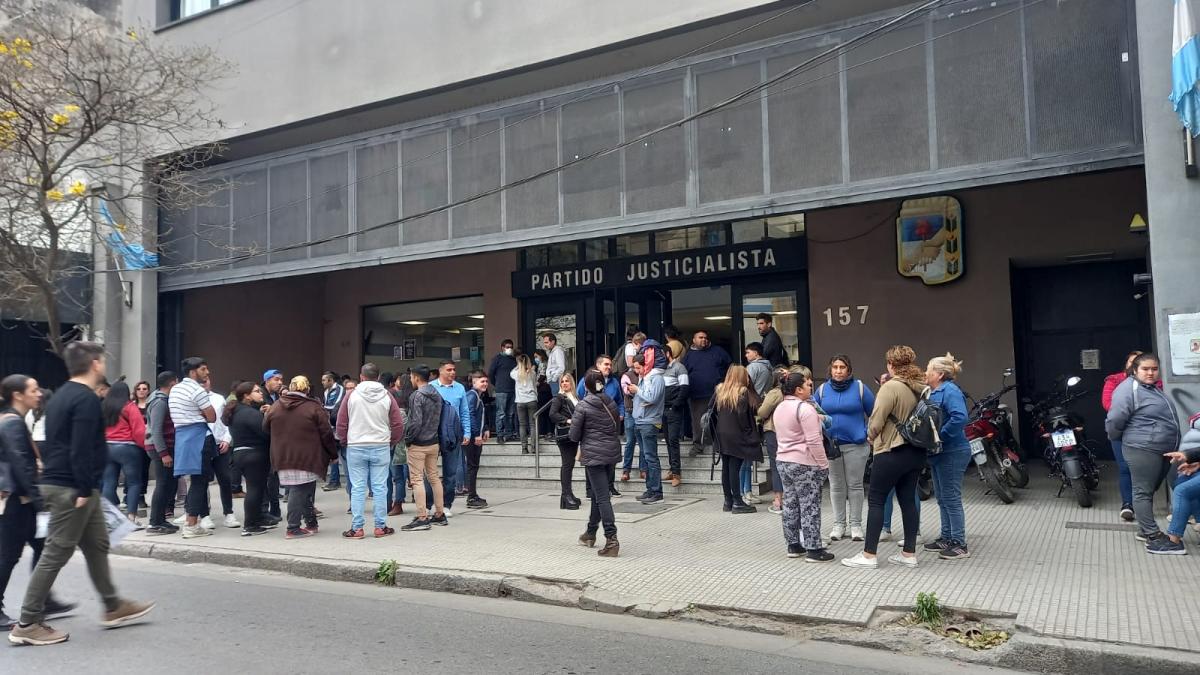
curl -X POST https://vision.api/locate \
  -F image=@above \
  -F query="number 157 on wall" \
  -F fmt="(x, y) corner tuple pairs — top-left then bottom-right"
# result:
(822, 305), (869, 326)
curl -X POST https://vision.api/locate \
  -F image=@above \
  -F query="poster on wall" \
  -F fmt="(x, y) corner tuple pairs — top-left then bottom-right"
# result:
(897, 196), (963, 286)
(1167, 311), (1200, 376)
(402, 339), (416, 360)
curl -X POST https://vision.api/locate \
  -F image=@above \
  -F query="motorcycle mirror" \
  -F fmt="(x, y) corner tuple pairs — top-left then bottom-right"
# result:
(1003, 368), (1013, 378)
(1066, 376), (1082, 388)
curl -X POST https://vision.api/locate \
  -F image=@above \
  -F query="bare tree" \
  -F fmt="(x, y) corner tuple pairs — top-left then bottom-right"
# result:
(0, 0), (230, 357)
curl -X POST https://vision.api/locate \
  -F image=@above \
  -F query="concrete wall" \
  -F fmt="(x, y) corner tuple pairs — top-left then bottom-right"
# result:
(1135, 0), (1200, 421)
(177, 250), (517, 384)
(806, 169), (1148, 401)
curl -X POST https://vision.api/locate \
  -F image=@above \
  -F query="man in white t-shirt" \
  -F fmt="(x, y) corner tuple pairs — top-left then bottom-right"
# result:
(167, 357), (217, 539)
(542, 333), (567, 395)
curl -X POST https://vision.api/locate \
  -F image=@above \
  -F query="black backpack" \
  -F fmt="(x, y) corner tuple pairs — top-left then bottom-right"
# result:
(889, 385), (944, 454)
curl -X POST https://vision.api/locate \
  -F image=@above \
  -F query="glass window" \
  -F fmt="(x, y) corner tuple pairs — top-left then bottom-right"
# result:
(175, 0), (236, 20)
(742, 292), (800, 365)
(696, 63), (764, 203)
(546, 243), (579, 266)
(583, 239), (609, 262)
(525, 246), (549, 269)
(560, 94), (620, 223)
(766, 214), (805, 239)
(402, 131), (449, 245)
(615, 233), (650, 257)
(670, 286), (734, 358)
(623, 77), (687, 214)
(656, 224), (727, 252)
(732, 219), (766, 244)
(362, 297), (487, 378)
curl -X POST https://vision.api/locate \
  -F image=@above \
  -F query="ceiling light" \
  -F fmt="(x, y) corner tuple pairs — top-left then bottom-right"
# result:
(468, 314), (485, 320)
(703, 315), (732, 321)
(400, 320), (427, 325)
(462, 326), (485, 331)
(773, 310), (798, 315)
(444, 329), (461, 334)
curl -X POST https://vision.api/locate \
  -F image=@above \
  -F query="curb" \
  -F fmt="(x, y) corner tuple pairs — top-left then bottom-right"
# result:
(114, 541), (1195, 673)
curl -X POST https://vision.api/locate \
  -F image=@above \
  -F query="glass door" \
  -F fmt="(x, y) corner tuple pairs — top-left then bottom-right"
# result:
(522, 296), (586, 378)
(734, 280), (810, 368)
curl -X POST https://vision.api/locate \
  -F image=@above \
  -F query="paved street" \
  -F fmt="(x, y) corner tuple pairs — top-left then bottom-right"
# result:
(109, 466), (1198, 655)
(4, 556), (1023, 674)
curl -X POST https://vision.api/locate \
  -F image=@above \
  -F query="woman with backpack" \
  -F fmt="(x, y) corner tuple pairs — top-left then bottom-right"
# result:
(924, 353), (971, 561)
(772, 369), (833, 562)
(843, 345), (928, 570)
(549, 372), (581, 510)
(712, 366), (763, 514)
(570, 369), (623, 557)
(813, 355), (875, 543)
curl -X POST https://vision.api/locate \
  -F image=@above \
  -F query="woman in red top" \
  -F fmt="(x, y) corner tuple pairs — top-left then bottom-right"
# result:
(1103, 351), (1143, 521)
(101, 381), (147, 524)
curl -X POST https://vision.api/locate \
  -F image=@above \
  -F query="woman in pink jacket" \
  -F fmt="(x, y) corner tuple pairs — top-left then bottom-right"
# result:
(772, 370), (833, 563)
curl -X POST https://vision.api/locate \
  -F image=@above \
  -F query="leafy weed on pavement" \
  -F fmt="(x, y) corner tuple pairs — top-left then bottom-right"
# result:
(375, 559), (398, 586)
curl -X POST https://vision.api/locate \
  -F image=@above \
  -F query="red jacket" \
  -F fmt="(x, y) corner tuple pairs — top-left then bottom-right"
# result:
(105, 400), (147, 449)
(1102, 371), (1162, 411)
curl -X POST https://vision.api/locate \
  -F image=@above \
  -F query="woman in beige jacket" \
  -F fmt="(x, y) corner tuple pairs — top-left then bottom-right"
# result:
(842, 345), (928, 570)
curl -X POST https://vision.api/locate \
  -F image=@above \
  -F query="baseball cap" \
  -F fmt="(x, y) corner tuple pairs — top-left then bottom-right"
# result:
(263, 369), (282, 382)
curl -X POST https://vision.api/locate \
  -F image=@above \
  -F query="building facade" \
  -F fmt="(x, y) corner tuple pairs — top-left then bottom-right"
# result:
(107, 0), (1199, 442)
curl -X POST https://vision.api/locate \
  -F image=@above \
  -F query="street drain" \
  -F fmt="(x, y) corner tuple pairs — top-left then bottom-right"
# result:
(1064, 521), (1137, 532)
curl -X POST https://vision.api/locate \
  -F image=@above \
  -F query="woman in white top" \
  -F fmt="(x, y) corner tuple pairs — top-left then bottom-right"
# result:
(511, 353), (540, 454)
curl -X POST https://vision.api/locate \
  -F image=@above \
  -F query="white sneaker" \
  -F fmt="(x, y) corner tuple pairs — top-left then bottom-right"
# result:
(444, 508), (453, 518)
(841, 552), (878, 569)
(888, 553), (918, 568)
(172, 513), (187, 525)
(200, 516), (215, 530)
(850, 526), (864, 542)
(223, 514), (241, 528)
(829, 524), (846, 541)
(879, 529), (892, 542)
(743, 492), (761, 505)
(182, 525), (212, 539)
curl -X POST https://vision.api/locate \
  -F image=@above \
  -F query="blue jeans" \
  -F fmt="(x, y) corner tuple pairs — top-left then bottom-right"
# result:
(340, 448), (351, 498)
(636, 423), (662, 495)
(623, 421), (643, 471)
(927, 447), (971, 545)
(549, 381), (560, 396)
(388, 462), (408, 506)
(427, 444), (463, 510)
(494, 391), (515, 438)
(347, 445), (391, 530)
(103, 442), (144, 515)
(883, 488), (921, 532)
(1112, 439), (1134, 506)
(327, 460), (341, 485)
(1168, 471), (1200, 538)
(739, 461), (753, 494)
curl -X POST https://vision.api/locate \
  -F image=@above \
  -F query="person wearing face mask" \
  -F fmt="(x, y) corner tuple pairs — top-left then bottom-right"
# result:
(487, 340), (518, 444)
(1106, 353), (1182, 551)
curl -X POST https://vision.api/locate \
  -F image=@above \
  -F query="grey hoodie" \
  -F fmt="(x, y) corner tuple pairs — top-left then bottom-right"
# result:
(1178, 415), (1200, 461)
(747, 358), (773, 397)
(1105, 378), (1181, 453)
(336, 380), (404, 447)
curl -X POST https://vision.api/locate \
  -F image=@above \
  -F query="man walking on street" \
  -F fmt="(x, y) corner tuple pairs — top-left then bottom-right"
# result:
(756, 313), (790, 368)
(486, 339), (517, 443)
(430, 361), (472, 516)
(336, 363), (404, 539)
(400, 366), (447, 531)
(10, 342), (155, 646)
(684, 331), (730, 456)
(543, 333), (567, 395)
(321, 371), (345, 491)
(629, 352), (666, 504)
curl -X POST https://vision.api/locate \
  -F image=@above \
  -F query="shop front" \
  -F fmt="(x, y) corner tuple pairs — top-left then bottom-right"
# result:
(512, 219), (810, 377)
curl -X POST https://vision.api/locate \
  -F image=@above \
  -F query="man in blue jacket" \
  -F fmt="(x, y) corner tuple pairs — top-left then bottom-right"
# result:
(683, 330), (730, 456)
(576, 355), (626, 419)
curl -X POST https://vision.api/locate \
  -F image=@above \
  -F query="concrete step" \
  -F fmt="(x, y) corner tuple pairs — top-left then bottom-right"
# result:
(475, 465), (737, 483)
(473, 476), (726, 495)
(477, 453), (722, 468)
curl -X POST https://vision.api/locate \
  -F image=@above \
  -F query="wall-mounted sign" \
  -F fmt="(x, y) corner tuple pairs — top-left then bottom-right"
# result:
(511, 237), (807, 298)
(897, 196), (963, 286)
(402, 339), (416, 360)
(1167, 311), (1200, 376)
(1081, 349), (1100, 371)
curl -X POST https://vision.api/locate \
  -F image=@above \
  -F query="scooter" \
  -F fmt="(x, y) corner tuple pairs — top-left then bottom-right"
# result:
(1025, 375), (1100, 507)
(965, 369), (1029, 504)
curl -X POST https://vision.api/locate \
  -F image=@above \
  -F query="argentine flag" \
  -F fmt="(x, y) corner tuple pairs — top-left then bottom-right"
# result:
(1173, 0), (1200, 135)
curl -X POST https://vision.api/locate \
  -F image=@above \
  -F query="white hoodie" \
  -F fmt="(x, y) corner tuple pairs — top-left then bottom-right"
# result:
(341, 380), (401, 447)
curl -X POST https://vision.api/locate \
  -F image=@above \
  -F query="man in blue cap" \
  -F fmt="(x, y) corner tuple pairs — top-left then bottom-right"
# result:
(260, 368), (284, 517)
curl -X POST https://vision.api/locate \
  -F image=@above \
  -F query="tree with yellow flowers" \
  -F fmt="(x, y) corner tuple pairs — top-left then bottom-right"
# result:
(0, 0), (229, 357)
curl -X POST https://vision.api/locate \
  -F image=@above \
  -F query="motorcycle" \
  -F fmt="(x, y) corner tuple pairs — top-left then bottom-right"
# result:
(965, 369), (1030, 504)
(1024, 375), (1100, 507)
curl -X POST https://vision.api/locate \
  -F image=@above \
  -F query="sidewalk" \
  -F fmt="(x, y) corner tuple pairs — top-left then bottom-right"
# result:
(116, 468), (1197, 655)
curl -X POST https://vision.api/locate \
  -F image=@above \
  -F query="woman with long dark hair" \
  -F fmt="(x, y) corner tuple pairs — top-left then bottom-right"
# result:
(133, 381), (152, 421)
(712, 365), (763, 514)
(813, 354), (875, 542)
(549, 372), (581, 510)
(1102, 350), (1145, 522)
(772, 369), (833, 562)
(224, 381), (276, 536)
(102, 381), (146, 524)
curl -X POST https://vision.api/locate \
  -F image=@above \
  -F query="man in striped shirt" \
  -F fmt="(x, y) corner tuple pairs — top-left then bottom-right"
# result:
(168, 357), (217, 539)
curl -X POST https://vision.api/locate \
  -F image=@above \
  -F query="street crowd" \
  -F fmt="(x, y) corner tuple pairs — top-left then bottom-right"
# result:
(1, 314), (1199, 646)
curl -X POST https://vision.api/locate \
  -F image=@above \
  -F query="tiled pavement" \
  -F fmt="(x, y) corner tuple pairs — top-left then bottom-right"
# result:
(122, 466), (1199, 653)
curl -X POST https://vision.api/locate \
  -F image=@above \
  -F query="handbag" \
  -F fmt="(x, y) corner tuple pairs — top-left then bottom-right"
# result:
(796, 401), (841, 460)
(553, 396), (575, 441)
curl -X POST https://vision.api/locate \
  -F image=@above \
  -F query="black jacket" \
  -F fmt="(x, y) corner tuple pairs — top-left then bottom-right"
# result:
(404, 384), (443, 447)
(760, 327), (789, 368)
(568, 393), (622, 467)
(549, 393), (577, 443)
(229, 403), (270, 451)
(40, 381), (107, 497)
(0, 408), (41, 510)
(487, 353), (517, 394)
(714, 391), (764, 462)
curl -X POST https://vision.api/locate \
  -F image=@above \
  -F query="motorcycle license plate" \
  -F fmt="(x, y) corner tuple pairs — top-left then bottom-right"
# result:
(1051, 430), (1076, 448)
(969, 438), (987, 464)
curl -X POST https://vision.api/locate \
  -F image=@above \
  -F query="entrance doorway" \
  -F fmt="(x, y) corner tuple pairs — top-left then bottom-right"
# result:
(1011, 260), (1152, 459)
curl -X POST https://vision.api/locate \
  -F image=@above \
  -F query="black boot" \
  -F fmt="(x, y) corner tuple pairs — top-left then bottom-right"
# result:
(560, 495), (580, 510)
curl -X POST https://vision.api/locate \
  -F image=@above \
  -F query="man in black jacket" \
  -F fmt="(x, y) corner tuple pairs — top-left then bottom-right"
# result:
(10, 342), (155, 647)
(0, 375), (76, 629)
(400, 366), (446, 531)
(756, 313), (790, 368)
(486, 339), (517, 443)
